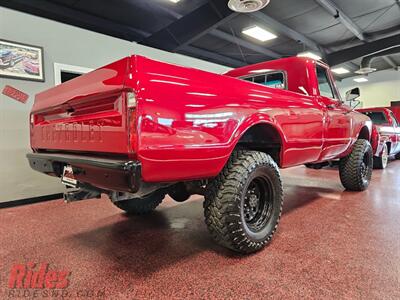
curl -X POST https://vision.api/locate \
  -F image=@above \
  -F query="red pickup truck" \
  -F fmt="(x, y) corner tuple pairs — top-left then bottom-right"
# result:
(27, 56), (373, 254)
(358, 108), (400, 169)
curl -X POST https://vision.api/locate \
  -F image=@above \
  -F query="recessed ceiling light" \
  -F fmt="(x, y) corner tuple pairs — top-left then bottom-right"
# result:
(332, 67), (350, 75)
(168, 0), (180, 3)
(297, 52), (322, 61)
(242, 26), (277, 42)
(354, 77), (368, 83)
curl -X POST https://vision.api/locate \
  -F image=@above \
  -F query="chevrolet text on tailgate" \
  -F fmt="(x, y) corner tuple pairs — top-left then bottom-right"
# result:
(28, 56), (373, 254)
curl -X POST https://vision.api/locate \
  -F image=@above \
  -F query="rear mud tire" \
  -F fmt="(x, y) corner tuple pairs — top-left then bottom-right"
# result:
(204, 150), (283, 254)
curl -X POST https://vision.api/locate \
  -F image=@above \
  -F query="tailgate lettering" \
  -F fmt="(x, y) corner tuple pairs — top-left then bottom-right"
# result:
(41, 122), (102, 143)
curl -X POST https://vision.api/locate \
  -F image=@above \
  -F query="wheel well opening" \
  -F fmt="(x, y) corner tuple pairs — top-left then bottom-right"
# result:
(358, 126), (370, 141)
(237, 124), (282, 166)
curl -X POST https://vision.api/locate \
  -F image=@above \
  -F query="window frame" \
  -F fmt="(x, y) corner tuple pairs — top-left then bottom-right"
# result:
(315, 64), (340, 100)
(53, 63), (93, 85)
(240, 70), (288, 90)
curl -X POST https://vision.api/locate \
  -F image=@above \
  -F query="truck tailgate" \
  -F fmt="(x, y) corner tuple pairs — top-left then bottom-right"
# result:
(30, 57), (131, 154)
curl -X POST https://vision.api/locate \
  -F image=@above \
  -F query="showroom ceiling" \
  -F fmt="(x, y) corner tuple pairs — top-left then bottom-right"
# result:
(1, 0), (399, 79)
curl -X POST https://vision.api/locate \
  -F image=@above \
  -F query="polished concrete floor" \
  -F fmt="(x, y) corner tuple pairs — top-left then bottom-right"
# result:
(1, 162), (399, 299)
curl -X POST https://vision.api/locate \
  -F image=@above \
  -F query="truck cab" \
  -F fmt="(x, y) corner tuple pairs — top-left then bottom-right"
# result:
(225, 57), (371, 163)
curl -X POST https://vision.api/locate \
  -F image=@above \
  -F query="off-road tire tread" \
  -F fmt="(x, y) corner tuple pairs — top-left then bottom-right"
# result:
(339, 139), (373, 191)
(204, 150), (283, 254)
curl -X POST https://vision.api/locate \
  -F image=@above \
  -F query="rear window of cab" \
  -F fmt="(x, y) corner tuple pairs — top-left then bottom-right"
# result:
(241, 71), (286, 90)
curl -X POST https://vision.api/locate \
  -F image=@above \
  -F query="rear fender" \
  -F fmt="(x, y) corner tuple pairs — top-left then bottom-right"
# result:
(224, 114), (286, 167)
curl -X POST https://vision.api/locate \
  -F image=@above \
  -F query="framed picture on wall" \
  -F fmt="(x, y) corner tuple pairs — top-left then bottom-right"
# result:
(0, 39), (44, 82)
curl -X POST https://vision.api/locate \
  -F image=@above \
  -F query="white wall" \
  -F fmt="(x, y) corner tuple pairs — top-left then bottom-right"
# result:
(338, 69), (400, 108)
(0, 7), (231, 202)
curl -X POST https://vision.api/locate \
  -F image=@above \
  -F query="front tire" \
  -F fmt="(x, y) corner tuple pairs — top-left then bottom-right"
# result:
(112, 191), (165, 215)
(204, 151), (283, 254)
(373, 143), (388, 169)
(339, 139), (373, 191)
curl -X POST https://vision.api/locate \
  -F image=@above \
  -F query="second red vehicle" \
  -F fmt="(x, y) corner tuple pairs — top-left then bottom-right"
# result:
(358, 108), (400, 169)
(27, 56), (373, 254)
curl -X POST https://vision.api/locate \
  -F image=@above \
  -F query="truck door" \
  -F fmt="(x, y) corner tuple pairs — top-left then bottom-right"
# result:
(389, 111), (400, 154)
(315, 65), (352, 160)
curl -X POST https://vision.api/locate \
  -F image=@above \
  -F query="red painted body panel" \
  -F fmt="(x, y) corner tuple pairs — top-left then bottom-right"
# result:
(132, 57), (326, 181)
(357, 108), (400, 157)
(30, 55), (371, 186)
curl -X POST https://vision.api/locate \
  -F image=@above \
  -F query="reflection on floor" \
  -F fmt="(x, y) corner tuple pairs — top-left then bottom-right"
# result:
(1, 162), (399, 299)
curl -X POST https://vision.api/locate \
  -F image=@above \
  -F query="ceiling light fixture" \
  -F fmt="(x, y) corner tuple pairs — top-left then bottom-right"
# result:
(353, 77), (368, 83)
(168, 0), (180, 3)
(297, 52), (322, 61)
(242, 26), (277, 42)
(355, 67), (377, 75)
(228, 0), (270, 13)
(331, 67), (350, 75)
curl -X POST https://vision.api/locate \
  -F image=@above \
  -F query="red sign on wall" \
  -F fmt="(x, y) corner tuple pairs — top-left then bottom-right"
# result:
(2, 85), (29, 104)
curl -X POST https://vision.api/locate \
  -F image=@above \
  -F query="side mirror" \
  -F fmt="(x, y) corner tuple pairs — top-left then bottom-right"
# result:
(345, 87), (360, 102)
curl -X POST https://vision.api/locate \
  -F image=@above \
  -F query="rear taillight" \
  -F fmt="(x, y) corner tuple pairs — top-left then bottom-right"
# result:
(30, 114), (34, 126)
(30, 114), (44, 126)
(126, 92), (137, 154)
